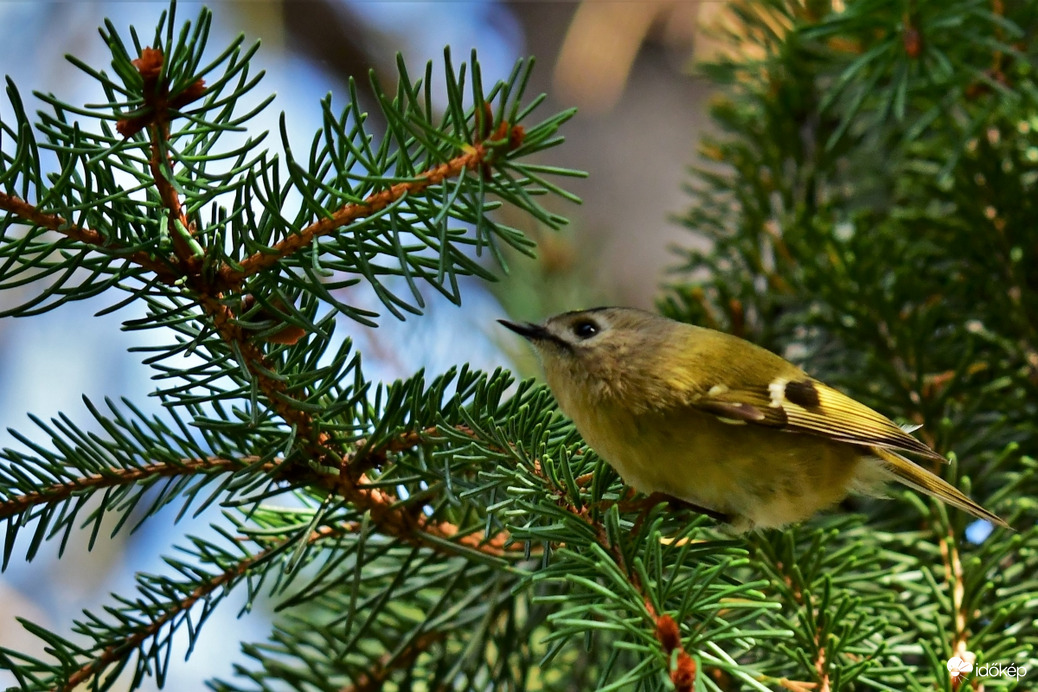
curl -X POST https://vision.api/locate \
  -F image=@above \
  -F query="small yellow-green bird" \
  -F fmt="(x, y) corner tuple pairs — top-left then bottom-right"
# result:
(500, 307), (1007, 532)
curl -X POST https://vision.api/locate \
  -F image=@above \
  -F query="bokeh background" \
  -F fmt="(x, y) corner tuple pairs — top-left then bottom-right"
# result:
(0, 1), (721, 688)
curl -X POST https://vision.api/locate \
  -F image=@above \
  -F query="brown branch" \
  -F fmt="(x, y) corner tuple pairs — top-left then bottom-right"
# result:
(0, 191), (179, 281)
(940, 528), (974, 689)
(0, 456), (269, 519)
(125, 47), (206, 269)
(194, 292), (327, 453)
(116, 47), (206, 139)
(531, 464), (696, 690)
(218, 137), (511, 286)
(1, 47), (207, 286)
(207, 301), (526, 559)
(813, 628), (831, 692)
(1, 427), (515, 563)
(147, 122), (196, 266)
(15, 453), (515, 688)
(58, 519), (328, 692)
(307, 465), (513, 559)
(63, 508), (493, 691)
(244, 423), (520, 560)
(344, 427), (437, 479)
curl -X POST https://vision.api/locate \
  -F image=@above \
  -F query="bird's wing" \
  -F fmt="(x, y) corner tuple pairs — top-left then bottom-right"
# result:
(871, 447), (1008, 527)
(691, 377), (946, 462)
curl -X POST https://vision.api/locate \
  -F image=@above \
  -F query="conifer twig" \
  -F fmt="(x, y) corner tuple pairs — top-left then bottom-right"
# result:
(532, 463), (697, 690)
(0, 192), (178, 280)
(4, 46), (528, 566)
(59, 522), (342, 692)
(128, 46), (206, 267)
(0, 456), (268, 518)
(219, 120), (525, 287)
(813, 630), (831, 692)
(105, 46), (519, 560)
(939, 528), (972, 671)
(0, 7), (592, 687)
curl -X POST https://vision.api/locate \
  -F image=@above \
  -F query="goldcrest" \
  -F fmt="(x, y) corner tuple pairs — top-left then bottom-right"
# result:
(500, 307), (1007, 532)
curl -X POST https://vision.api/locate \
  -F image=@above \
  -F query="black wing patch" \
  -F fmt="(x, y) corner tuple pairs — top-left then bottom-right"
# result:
(784, 379), (821, 409)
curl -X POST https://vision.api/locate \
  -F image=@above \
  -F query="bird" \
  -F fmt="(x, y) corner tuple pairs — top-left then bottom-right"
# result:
(500, 307), (1008, 532)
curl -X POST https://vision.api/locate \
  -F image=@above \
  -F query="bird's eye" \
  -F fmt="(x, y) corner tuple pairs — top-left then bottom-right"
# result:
(572, 320), (599, 339)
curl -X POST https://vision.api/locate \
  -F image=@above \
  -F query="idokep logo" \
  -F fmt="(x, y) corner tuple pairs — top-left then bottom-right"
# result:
(947, 656), (973, 679)
(946, 656), (1028, 681)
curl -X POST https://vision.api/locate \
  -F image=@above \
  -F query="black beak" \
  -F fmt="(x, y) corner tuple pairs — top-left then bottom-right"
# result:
(497, 319), (549, 341)
(499, 319), (572, 350)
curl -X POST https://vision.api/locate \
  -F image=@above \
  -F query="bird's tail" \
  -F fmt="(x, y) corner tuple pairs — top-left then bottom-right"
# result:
(872, 447), (1009, 528)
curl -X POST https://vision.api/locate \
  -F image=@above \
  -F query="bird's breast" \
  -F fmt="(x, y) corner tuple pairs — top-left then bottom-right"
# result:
(565, 400), (862, 530)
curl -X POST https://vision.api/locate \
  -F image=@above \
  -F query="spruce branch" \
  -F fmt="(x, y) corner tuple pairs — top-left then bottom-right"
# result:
(0, 395), (523, 569)
(59, 537), (269, 692)
(0, 2), (591, 687)
(0, 455), (264, 523)
(0, 1), (579, 565)
(938, 527), (972, 676)
(0, 190), (177, 283)
(220, 117), (529, 286)
(515, 456), (753, 691)
(2, 511), (363, 692)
